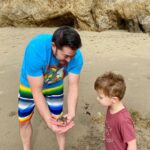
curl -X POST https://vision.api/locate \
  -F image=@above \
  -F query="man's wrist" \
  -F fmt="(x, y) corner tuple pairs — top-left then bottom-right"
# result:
(45, 115), (52, 125)
(68, 112), (75, 119)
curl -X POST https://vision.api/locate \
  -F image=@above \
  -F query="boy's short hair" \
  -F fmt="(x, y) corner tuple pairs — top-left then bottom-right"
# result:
(94, 72), (126, 100)
(52, 26), (82, 50)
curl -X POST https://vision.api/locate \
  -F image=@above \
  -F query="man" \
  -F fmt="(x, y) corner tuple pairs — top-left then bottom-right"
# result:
(18, 26), (83, 150)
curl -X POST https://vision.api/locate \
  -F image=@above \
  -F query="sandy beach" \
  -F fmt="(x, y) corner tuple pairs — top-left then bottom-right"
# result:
(0, 27), (150, 150)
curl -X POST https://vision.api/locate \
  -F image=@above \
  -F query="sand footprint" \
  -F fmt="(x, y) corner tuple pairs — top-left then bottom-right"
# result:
(8, 111), (17, 117)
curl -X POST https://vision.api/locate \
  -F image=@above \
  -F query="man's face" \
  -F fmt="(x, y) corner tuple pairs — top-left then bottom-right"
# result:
(52, 44), (76, 66)
(96, 90), (113, 107)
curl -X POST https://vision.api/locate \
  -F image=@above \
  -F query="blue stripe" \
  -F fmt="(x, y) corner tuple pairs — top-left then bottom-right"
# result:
(48, 106), (63, 115)
(49, 105), (63, 110)
(18, 97), (34, 102)
(18, 107), (35, 117)
(50, 109), (63, 115)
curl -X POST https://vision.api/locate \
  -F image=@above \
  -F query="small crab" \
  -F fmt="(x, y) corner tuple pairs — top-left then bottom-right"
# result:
(57, 116), (68, 124)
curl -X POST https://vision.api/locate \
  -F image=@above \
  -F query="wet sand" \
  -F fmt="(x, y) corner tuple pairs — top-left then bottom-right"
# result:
(0, 27), (150, 149)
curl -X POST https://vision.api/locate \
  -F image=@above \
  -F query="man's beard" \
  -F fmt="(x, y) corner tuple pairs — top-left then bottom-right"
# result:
(59, 60), (68, 66)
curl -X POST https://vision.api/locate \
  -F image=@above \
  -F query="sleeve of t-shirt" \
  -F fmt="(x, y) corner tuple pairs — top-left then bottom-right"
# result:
(120, 118), (136, 143)
(24, 39), (44, 77)
(68, 50), (84, 74)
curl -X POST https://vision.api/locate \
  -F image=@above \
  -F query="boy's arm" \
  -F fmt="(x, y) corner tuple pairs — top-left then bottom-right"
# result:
(127, 139), (137, 150)
(119, 117), (136, 149)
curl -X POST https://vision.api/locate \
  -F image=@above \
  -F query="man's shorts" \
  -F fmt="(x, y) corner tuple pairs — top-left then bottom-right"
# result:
(18, 84), (64, 123)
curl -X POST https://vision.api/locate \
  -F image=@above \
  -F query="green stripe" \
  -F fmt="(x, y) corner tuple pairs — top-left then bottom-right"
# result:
(19, 86), (64, 98)
(43, 89), (63, 96)
(19, 89), (33, 98)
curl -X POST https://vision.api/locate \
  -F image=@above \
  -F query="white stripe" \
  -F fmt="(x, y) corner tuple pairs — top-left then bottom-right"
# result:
(47, 101), (63, 106)
(19, 96), (34, 101)
(19, 103), (35, 109)
(47, 94), (64, 98)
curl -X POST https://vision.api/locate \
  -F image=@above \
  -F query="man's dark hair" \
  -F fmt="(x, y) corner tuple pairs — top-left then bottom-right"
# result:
(52, 26), (82, 50)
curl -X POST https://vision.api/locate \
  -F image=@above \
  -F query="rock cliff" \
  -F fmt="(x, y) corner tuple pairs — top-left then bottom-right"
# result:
(0, 0), (150, 32)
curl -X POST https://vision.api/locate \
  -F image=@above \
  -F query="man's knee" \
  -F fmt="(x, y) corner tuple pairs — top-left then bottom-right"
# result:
(19, 121), (31, 129)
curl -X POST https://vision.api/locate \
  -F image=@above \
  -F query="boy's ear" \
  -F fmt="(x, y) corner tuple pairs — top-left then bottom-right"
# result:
(112, 96), (119, 103)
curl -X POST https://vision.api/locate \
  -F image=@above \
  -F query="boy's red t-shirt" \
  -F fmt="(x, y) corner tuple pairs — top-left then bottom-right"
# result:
(105, 107), (136, 150)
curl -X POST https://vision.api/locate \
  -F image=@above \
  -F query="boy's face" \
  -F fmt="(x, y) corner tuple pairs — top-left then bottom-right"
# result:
(96, 90), (113, 107)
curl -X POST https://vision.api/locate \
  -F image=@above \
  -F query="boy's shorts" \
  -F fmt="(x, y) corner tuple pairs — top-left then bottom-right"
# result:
(18, 84), (64, 123)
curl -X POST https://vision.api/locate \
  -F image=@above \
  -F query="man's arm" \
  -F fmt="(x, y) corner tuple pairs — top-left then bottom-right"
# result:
(127, 139), (137, 150)
(27, 75), (63, 133)
(27, 75), (51, 123)
(67, 73), (80, 122)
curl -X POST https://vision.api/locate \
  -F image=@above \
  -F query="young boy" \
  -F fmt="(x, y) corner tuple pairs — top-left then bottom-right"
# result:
(94, 72), (137, 150)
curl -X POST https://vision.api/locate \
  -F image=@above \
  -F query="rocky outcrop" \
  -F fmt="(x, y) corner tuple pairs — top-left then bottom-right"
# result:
(0, 0), (150, 32)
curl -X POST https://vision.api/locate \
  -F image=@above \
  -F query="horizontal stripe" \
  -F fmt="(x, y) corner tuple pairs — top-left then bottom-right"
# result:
(46, 94), (64, 99)
(18, 107), (34, 117)
(19, 96), (34, 101)
(18, 101), (35, 109)
(19, 89), (33, 98)
(48, 105), (63, 110)
(43, 86), (63, 96)
(51, 112), (63, 120)
(19, 94), (63, 101)
(19, 84), (64, 98)
(19, 113), (33, 123)
(47, 101), (63, 107)
(49, 107), (63, 115)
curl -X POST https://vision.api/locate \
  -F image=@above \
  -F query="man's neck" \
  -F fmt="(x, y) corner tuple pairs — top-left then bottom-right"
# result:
(109, 101), (125, 114)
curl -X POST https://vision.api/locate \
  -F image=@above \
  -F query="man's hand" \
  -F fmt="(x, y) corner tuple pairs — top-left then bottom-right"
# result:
(48, 120), (75, 134)
(49, 117), (67, 127)
(48, 115), (75, 134)
(63, 113), (75, 125)
(59, 121), (75, 134)
(48, 123), (62, 134)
